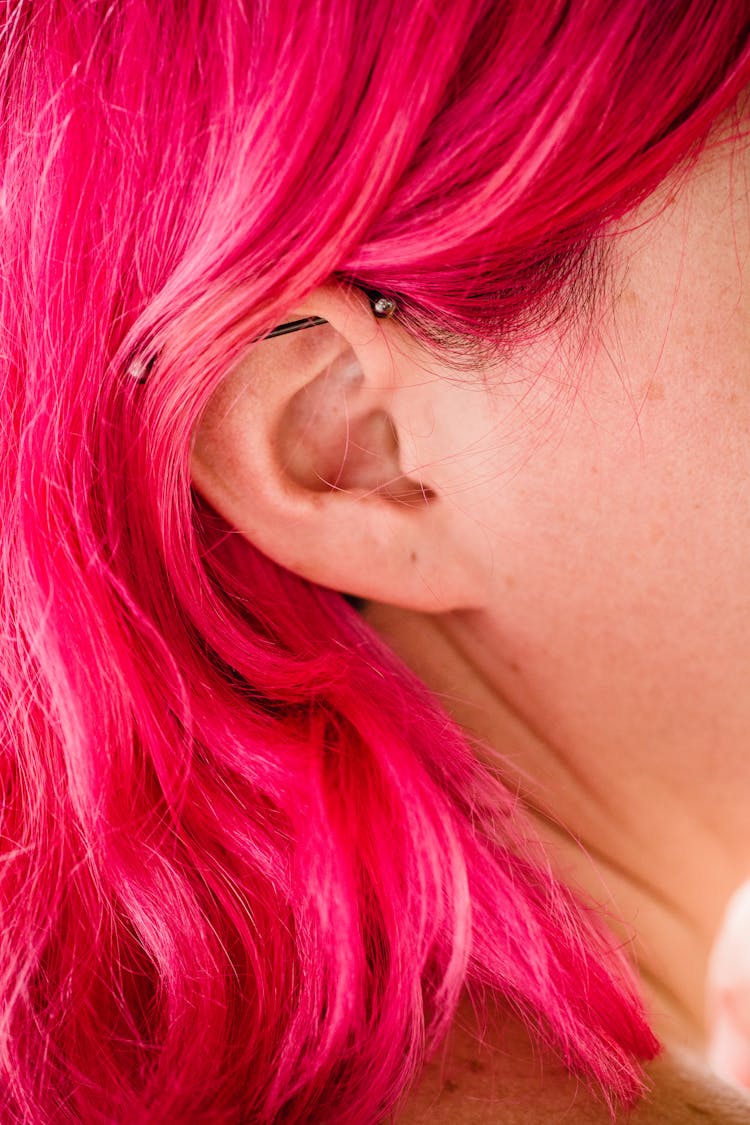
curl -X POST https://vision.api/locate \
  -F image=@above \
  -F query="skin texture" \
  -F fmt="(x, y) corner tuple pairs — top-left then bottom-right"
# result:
(396, 1004), (750, 1123)
(360, 125), (750, 1052)
(191, 116), (750, 1120)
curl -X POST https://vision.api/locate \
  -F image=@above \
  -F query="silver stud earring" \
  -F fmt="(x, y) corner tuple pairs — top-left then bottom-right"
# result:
(370, 294), (396, 318)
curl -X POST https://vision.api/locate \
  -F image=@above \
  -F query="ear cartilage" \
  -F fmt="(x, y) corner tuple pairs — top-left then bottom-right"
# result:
(128, 291), (398, 386)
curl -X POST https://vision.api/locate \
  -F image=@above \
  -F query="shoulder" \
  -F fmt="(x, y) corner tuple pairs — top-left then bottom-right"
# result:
(396, 1006), (750, 1124)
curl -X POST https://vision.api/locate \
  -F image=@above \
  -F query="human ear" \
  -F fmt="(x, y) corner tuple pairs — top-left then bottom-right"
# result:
(190, 284), (484, 611)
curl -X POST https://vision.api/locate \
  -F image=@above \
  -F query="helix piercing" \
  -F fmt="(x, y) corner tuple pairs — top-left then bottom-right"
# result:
(127, 290), (397, 384)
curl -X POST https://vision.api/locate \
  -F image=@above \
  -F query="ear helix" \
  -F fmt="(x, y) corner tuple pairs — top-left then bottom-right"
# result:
(126, 289), (397, 384)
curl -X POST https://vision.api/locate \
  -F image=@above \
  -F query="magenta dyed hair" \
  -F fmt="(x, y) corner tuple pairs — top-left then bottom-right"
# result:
(1, 2), (748, 1122)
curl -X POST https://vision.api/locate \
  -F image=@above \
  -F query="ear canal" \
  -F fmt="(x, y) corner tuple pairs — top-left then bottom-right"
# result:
(276, 346), (435, 506)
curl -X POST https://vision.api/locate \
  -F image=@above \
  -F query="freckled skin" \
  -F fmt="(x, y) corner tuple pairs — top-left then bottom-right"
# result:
(377, 130), (750, 1122)
(398, 1006), (750, 1123)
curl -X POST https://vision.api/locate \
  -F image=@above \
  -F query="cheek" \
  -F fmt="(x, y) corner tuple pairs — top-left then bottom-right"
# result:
(445, 337), (750, 642)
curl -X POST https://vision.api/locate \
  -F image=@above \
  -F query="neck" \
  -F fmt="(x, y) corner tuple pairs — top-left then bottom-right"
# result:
(362, 599), (750, 1054)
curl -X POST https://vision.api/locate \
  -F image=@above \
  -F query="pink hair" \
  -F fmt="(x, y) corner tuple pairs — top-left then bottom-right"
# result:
(0, 2), (748, 1121)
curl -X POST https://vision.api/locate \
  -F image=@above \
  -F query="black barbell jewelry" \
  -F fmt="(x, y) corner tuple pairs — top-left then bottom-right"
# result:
(128, 291), (397, 383)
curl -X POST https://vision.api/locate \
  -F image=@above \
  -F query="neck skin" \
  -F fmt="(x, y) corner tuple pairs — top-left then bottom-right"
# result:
(363, 598), (750, 1055)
